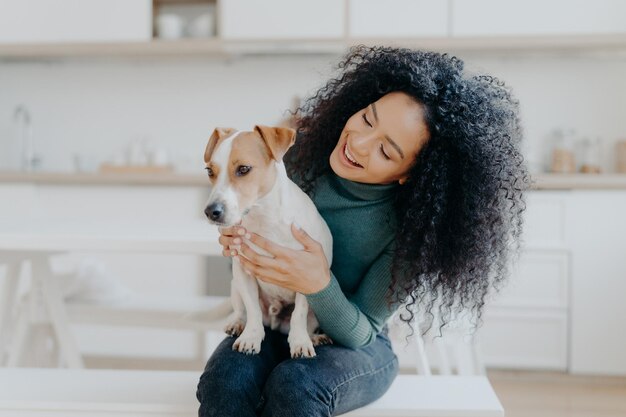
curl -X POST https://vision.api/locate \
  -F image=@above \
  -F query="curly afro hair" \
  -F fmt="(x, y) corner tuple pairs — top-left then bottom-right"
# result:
(284, 45), (532, 334)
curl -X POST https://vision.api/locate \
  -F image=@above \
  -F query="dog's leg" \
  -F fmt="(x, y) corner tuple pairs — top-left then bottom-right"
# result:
(231, 259), (265, 354)
(224, 279), (246, 337)
(287, 293), (316, 358)
(307, 311), (333, 347)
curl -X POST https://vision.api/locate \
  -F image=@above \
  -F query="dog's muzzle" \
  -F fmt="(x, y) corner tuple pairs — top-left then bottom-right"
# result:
(205, 202), (225, 223)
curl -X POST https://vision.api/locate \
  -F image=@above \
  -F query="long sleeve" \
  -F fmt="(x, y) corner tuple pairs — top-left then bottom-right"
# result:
(305, 242), (400, 349)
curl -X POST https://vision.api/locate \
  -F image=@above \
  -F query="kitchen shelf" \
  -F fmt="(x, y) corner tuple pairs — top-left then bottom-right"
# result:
(2, 33), (626, 60)
(530, 173), (626, 190)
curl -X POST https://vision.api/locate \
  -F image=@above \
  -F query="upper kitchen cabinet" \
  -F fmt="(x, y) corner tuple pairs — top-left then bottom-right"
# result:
(218, 0), (344, 40)
(348, 0), (448, 38)
(451, 0), (626, 37)
(0, 0), (152, 43)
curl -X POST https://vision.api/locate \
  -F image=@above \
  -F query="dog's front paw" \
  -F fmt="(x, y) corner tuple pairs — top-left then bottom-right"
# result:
(233, 327), (265, 355)
(224, 319), (245, 337)
(311, 333), (333, 346)
(288, 335), (316, 358)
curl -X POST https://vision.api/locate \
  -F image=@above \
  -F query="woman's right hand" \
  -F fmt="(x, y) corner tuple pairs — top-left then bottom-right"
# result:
(218, 225), (245, 257)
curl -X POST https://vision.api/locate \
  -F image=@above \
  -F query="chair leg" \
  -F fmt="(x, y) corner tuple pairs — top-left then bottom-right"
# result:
(6, 303), (31, 367)
(472, 337), (487, 375)
(0, 260), (23, 365)
(454, 339), (475, 376)
(433, 336), (452, 375)
(33, 256), (84, 368)
(413, 330), (432, 376)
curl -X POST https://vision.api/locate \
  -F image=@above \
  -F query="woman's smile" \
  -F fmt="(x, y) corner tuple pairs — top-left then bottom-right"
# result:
(329, 92), (429, 185)
(341, 142), (363, 169)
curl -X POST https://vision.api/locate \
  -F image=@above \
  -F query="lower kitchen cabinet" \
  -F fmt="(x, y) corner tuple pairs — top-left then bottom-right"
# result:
(480, 190), (626, 376)
(481, 307), (568, 370)
(480, 249), (570, 371)
(566, 191), (626, 376)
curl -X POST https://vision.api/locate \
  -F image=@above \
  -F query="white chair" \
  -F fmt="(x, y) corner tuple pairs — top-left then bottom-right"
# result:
(387, 305), (486, 376)
(2, 254), (232, 368)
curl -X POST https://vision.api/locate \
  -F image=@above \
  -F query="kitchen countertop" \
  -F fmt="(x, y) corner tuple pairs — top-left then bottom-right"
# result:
(0, 170), (208, 187)
(1, 170), (626, 190)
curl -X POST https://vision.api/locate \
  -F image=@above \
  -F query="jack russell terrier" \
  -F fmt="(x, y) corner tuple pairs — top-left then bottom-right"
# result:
(203, 125), (333, 358)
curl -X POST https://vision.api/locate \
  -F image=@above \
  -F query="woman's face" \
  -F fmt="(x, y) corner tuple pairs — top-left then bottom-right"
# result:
(329, 91), (430, 185)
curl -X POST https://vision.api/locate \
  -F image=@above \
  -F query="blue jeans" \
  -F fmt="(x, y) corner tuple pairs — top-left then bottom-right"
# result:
(196, 327), (399, 416)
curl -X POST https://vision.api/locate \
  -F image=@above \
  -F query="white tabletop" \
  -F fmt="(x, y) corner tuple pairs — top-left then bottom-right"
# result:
(0, 369), (503, 417)
(0, 218), (222, 255)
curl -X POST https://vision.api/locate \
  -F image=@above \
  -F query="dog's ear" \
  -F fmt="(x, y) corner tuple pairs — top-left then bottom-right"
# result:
(205, 127), (235, 163)
(254, 125), (296, 162)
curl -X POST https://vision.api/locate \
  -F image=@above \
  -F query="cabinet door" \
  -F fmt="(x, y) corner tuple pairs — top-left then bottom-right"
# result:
(492, 250), (569, 309)
(523, 192), (568, 247)
(219, 0), (344, 40)
(348, 0), (448, 38)
(0, 0), (152, 43)
(480, 308), (568, 370)
(451, 0), (626, 37)
(567, 191), (626, 375)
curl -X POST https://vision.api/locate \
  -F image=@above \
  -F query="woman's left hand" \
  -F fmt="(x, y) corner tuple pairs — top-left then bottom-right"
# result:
(233, 223), (331, 295)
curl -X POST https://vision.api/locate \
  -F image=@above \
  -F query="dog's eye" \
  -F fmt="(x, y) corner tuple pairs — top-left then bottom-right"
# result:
(236, 165), (252, 176)
(205, 167), (214, 178)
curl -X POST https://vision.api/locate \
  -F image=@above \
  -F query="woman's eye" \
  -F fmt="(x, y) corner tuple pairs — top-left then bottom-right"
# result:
(205, 167), (214, 177)
(379, 144), (391, 160)
(236, 165), (252, 176)
(362, 113), (372, 127)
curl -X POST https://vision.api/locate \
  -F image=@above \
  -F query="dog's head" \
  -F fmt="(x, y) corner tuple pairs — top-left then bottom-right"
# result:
(203, 125), (296, 226)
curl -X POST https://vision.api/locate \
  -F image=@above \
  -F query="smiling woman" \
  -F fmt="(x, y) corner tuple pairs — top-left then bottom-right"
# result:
(197, 45), (531, 417)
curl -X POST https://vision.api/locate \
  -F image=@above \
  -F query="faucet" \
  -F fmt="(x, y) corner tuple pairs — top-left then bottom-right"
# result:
(13, 105), (39, 172)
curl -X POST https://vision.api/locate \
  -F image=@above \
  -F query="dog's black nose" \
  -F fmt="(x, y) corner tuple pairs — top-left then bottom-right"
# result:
(205, 202), (225, 222)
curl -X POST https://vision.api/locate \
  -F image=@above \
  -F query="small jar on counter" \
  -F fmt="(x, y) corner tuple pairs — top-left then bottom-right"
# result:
(616, 139), (626, 173)
(577, 136), (602, 174)
(549, 129), (576, 174)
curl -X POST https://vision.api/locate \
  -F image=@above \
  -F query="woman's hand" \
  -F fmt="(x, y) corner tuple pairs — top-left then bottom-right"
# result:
(233, 223), (331, 295)
(217, 223), (243, 258)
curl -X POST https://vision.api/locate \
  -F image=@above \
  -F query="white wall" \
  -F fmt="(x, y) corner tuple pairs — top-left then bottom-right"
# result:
(1, 52), (625, 174)
(0, 55), (337, 173)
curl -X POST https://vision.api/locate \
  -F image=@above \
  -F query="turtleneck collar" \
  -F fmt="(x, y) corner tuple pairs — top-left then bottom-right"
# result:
(329, 173), (399, 201)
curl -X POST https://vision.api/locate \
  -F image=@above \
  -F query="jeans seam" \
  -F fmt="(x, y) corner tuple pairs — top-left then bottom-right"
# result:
(328, 357), (398, 414)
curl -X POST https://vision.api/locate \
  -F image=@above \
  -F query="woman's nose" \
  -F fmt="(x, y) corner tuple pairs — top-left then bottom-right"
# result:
(350, 133), (375, 156)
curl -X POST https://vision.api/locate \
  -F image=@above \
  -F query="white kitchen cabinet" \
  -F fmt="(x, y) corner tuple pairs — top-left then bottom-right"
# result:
(218, 0), (344, 40)
(480, 192), (571, 370)
(480, 190), (626, 375)
(480, 249), (570, 370)
(348, 0), (448, 38)
(0, 0), (152, 44)
(481, 307), (568, 370)
(566, 191), (626, 376)
(490, 250), (569, 310)
(451, 0), (626, 37)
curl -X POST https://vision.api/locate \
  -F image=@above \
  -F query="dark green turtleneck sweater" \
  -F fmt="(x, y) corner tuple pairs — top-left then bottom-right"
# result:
(305, 173), (401, 349)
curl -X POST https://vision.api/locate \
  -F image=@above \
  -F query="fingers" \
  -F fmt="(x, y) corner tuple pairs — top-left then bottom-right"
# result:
(238, 242), (281, 270)
(246, 232), (289, 258)
(237, 253), (284, 287)
(217, 225), (243, 257)
(290, 223), (321, 251)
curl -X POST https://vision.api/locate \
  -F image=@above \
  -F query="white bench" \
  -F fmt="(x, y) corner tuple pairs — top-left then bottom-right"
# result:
(0, 368), (503, 417)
